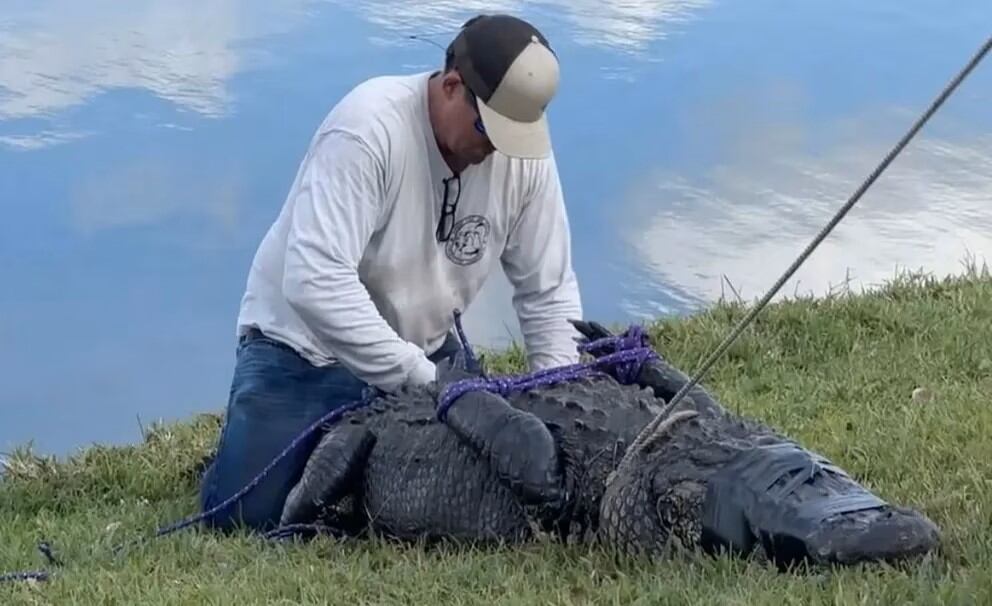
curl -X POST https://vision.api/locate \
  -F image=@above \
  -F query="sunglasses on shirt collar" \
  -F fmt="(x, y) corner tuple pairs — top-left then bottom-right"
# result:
(435, 84), (488, 243)
(436, 174), (461, 242)
(465, 84), (487, 136)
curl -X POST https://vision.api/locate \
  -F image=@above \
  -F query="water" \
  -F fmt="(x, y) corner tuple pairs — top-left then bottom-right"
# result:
(1, 1), (990, 458)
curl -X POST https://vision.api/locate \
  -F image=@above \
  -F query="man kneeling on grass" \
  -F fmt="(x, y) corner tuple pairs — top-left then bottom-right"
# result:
(199, 13), (584, 532)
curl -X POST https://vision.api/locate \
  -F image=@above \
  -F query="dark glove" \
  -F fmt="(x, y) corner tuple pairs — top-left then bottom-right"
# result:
(568, 318), (664, 387)
(568, 318), (615, 347)
(435, 348), (483, 391)
(568, 319), (621, 359)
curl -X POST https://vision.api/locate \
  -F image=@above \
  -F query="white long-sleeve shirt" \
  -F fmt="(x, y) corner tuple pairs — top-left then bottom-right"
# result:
(236, 71), (583, 392)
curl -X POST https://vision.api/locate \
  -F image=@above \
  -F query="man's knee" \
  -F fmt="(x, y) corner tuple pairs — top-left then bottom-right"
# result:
(198, 334), (361, 532)
(198, 391), (318, 532)
(200, 340), (324, 530)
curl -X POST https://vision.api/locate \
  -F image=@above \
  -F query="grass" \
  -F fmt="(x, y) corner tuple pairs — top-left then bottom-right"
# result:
(3, 262), (991, 605)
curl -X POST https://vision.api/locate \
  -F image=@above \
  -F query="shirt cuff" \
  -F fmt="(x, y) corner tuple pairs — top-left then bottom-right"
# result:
(406, 356), (437, 388)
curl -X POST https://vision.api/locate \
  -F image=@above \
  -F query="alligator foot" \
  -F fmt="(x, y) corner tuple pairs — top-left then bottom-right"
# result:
(701, 442), (941, 570)
(280, 422), (376, 526)
(441, 388), (565, 510)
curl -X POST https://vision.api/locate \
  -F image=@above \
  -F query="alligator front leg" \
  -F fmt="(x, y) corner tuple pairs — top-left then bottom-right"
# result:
(569, 319), (723, 416)
(280, 422), (376, 526)
(631, 355), (715, 404)
(439, 389), (565, 511)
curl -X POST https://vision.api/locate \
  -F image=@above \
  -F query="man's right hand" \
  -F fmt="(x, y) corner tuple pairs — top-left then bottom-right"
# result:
(403, 357), (438, 390)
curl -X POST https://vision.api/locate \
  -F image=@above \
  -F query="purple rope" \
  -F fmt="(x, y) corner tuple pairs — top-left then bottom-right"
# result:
(3, 319), (657, 584)
(577, 324), (651, 356)
(261, 523), (347, 541)
(156, 396), (376, 538)
(0, 571), (49, 583)
(451, 309), (480, 373)
(110, 386), (383, 559)
(437, 325), (658, 420)
(2, 388), (383, 585)
(578, 324), (656, 384)
(0, 542), (60, 584)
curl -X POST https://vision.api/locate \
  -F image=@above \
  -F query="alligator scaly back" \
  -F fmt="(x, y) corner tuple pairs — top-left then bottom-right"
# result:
(280, 322), (941, 570)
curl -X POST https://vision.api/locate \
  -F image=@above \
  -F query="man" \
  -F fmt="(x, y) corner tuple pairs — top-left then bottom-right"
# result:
(199, 13), (584, 532)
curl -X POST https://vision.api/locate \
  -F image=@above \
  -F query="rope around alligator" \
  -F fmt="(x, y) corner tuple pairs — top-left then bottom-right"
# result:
(0, 322), (660, 583)
(2, 31), (989, 587)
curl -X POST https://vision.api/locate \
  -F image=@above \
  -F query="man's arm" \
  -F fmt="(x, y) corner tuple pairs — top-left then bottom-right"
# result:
(500, 152), (584, 370)
(281, 128), (436, 391)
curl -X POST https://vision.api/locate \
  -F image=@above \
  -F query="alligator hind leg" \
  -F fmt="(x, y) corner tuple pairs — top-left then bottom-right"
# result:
(441, 390), (565, 510)
(280, 421), (376, 527)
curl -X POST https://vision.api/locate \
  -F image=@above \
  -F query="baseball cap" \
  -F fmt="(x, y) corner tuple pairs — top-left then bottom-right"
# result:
(448, 14), (560, 159)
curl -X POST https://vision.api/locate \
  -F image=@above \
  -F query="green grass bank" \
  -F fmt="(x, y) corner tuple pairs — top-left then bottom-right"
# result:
(2, 265), (991, 605)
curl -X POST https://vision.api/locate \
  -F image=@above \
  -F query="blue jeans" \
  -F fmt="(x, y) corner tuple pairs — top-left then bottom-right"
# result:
(199, 328), (459, 532)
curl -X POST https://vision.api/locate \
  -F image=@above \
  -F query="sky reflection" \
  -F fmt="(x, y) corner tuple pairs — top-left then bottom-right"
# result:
(1, 0), (990, 456)
(623, 124), (992, 314)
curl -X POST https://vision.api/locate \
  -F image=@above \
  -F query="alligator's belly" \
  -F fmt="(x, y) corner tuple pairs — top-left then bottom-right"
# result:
(360, 424), (532, 543)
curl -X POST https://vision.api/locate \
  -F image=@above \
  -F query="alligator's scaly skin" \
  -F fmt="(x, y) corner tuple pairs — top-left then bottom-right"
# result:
(281, 373), (661, 543)
(593, 361), (931, 566)
(281, 335), (941, 569)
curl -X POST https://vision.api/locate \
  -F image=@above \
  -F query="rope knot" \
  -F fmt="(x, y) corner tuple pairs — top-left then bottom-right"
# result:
(436, 321), (661, 420)
(578, 324), (657, 384)
(578, 324), (651, 355)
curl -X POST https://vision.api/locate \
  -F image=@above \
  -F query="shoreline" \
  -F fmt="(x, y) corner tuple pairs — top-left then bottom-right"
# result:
(2, 263), (990, 603)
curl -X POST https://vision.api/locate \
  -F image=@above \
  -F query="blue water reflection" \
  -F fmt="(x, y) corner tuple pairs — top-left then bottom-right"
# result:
(1, 0), (990, 456)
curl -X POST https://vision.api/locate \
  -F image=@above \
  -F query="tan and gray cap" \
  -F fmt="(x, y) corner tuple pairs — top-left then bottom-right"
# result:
(449, 14), (560, 159)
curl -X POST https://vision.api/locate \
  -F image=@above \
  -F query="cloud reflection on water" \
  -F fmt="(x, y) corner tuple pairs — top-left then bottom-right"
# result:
(622, 111), (992, 317)
(0, 0), (713, 154)
(0, 0), (310, 144)
(2, 0), (990, 459)
(339, 0), (712, 53)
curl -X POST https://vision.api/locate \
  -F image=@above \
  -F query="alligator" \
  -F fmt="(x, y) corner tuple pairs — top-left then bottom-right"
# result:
(277, 320), (941, 570)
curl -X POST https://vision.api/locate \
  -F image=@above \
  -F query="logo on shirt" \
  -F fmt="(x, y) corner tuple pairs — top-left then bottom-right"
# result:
(445, 215), (491, 266)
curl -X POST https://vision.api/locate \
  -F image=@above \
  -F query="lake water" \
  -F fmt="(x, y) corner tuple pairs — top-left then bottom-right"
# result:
(2, 1), (990, 458)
